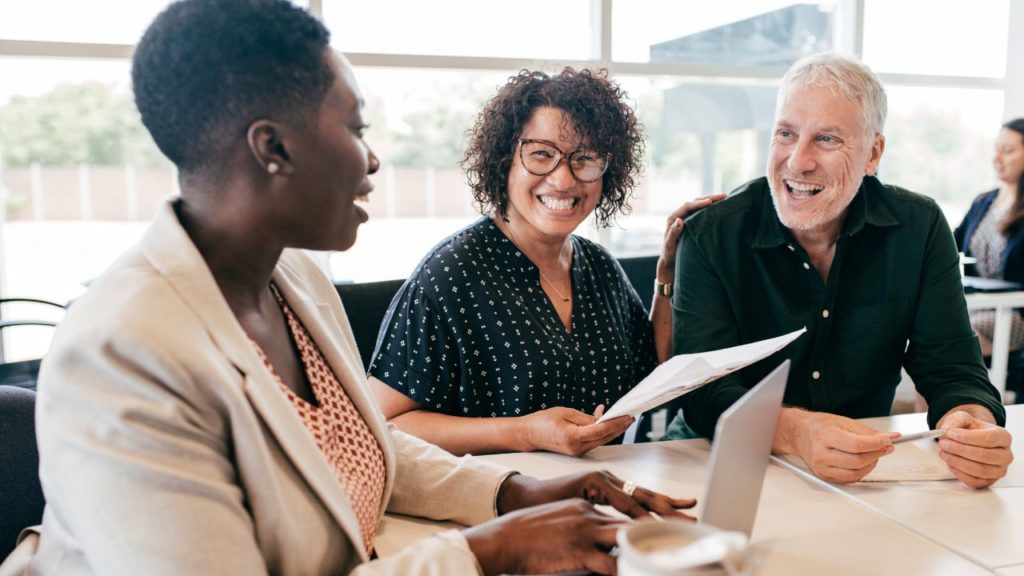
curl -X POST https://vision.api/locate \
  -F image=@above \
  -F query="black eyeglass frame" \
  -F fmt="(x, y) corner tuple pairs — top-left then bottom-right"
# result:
(516, 138), (611, 183)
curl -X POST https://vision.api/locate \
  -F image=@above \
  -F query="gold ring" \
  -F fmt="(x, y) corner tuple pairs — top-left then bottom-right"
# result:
(622, 480), (638, 497)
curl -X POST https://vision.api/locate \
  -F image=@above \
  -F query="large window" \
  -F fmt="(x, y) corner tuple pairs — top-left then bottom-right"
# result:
(324, 0), (594, 59)
(1, 1), (1020, 360)
(863, 0), (1010, 78)
(612, 1), (838, 64)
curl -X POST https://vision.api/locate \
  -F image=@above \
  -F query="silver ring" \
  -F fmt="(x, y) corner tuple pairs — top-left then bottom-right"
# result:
(622, 480), (638, 497)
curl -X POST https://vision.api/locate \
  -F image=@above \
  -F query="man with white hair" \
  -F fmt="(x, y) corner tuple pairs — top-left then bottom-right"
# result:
(667, 53), (1013, 487)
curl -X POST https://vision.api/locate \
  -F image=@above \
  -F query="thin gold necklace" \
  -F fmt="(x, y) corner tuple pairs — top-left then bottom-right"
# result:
(538, 270), (571, 302)
(504, 221), (571, 303)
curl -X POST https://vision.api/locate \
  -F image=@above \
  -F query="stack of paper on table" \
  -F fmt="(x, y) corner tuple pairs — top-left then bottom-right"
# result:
(596, 327), (806, 423)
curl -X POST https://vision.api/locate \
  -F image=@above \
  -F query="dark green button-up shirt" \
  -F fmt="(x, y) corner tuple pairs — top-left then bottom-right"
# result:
(671, 176), (1005, 438)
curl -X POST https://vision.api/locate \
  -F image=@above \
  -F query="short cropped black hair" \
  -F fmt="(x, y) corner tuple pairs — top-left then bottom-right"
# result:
(462, 68), (645, 227)
(132, 0), (334, 174)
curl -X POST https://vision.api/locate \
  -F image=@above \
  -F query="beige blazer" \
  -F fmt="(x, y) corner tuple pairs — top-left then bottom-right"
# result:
(4, 201), (511, 576)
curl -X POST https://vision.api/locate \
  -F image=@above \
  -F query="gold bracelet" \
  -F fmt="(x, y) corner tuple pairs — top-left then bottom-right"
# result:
(655, 280), (673, 297)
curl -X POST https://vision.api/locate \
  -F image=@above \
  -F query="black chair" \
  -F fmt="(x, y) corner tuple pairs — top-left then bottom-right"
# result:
(614, 255), (672, 441)
(616, 254), (659, 313)
(335, 279), (405, 370)
(0, 385), (45, 560)
(0, 298), (65, 391)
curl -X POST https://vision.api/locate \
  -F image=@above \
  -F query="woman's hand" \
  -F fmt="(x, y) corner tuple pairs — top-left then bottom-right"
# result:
(497, 470), (697, 521)
(520, 406), (633, 456)
(468, 472), (697, 575)
(464, 499), (623, 575)
(656, 194), (726, 283)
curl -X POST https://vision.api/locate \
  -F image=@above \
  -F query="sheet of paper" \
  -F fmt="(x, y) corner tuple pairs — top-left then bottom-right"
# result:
(597, 327), (806, 423)
(861, 443), (955, 482)
(778, 444), (955, 483)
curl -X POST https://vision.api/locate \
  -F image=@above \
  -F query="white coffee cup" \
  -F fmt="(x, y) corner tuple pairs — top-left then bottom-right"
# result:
(617, 519), (749, 576)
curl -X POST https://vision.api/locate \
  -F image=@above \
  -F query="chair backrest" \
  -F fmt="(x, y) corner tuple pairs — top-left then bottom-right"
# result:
(0, 359), (42, 391)
(0, 385), (45, 560)
(616, 254), (658, 312)
(0, 297), (65, 390)
(335, 279), (405, 370)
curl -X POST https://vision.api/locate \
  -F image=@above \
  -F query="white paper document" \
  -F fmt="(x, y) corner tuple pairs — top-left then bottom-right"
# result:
(861, 443), (955, 482)
(596, 327), (806, 423)
(778, 442), (956, 483)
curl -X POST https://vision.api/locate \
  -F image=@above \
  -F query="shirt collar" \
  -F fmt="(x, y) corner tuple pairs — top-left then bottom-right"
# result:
(753, 175), (900, 249)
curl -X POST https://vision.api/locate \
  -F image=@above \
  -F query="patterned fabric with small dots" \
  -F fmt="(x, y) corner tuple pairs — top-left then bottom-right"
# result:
(369, 217), (658, 419)
(251, 284), (386, 557)
(968, 202), (1024, 349)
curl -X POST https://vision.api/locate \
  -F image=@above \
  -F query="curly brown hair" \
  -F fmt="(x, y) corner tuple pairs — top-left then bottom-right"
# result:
(461, 67), (645, 227)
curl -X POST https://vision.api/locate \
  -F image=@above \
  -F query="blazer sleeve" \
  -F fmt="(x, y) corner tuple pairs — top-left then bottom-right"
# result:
(35, 327), (271, 576)
(385, 426), (515, 526)
(953, 209), (968, 250)
(352, 530), (483, 575)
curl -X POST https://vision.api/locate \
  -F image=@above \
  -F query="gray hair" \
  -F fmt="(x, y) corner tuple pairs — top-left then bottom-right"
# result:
(778, 53), (888, 136)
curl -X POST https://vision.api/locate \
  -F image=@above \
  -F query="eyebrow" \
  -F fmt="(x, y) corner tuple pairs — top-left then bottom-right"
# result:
(774, 120), (848, 135)
(521, 138), (594, 153)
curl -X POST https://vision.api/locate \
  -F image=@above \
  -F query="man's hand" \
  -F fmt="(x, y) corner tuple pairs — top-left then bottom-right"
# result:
(775, 408), (897, 484)
(497, 470), (697, 521)
(520, 406), (633, 457)
(936, 407), (1014, 489)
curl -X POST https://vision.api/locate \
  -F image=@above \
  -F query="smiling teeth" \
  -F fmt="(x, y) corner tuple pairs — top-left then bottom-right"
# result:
(540, 196), (575, 211)
(786, 180), (823, 198)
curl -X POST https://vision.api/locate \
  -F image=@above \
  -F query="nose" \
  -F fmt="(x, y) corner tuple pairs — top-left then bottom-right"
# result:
(786, 137), (817, 174)
(545, 158), (577, 190)
(367, 146), (380, 175)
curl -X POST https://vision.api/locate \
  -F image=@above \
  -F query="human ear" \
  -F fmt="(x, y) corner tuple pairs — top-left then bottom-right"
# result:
(865, 134), (886, 176)
(246, 120), (292, 176)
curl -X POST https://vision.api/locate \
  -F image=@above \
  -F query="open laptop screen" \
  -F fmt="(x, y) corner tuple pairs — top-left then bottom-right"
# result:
(700, 360), (790, 537)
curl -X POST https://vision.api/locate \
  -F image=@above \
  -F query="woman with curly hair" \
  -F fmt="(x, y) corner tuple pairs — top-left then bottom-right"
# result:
(369, 68), (719, 456)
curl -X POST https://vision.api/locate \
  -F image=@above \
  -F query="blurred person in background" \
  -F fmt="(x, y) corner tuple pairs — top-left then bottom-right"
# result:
(954, 118), (1024, 360)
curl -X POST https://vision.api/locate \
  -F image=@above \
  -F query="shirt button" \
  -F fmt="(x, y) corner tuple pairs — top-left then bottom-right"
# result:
(787, 244), (795, 251)
(812, 370), (821, 380)
(822, 309), (830, 318)
(803, 262), (810, 270)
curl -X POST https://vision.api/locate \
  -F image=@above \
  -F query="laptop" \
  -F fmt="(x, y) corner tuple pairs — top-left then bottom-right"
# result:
(699, 359), (790, 537)
(962, 276), (1024, 293)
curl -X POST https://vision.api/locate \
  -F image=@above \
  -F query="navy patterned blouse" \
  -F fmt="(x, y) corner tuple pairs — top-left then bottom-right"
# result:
(369, 217), (658, 418)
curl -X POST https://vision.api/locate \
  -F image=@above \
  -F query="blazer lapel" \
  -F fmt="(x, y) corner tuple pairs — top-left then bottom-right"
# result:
(139, 201), (369, 560)
(273, 254), (398, 510)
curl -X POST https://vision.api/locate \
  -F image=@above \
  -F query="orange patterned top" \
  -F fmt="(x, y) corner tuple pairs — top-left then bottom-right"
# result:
(250, 284), (386, 557)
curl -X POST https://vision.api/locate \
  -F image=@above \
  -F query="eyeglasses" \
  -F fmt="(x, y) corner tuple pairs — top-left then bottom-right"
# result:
(517, 139), (610, 183)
